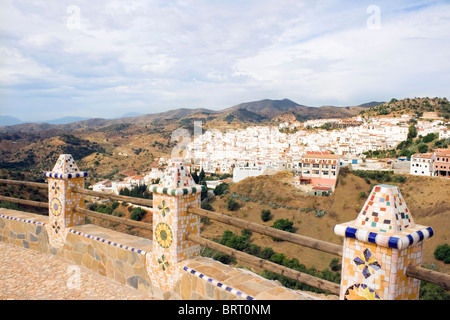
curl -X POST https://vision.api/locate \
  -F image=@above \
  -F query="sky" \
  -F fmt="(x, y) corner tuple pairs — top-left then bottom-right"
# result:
(0, 0), (449, 122)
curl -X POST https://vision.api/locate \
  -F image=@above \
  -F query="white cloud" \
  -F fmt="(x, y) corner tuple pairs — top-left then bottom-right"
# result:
(0, 0), (449, 120)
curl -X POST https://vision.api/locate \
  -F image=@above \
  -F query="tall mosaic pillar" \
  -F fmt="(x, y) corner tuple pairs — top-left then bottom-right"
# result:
(334, 184), (434, 300)
(146, 162), (206, 293)
(44, 154), (88, 249)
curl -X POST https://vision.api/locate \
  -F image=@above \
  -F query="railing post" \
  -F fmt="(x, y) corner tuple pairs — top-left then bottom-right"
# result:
(44, 154), (88, 249)
(146, 161), (206, 293)
(334, 184), (434, 300)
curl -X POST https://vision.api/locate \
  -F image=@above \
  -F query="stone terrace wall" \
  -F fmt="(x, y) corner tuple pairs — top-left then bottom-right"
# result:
(0, 208), (327, 300)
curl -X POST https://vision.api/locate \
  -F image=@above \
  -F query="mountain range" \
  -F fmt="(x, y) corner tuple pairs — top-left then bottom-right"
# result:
(0, 99), (383, 132)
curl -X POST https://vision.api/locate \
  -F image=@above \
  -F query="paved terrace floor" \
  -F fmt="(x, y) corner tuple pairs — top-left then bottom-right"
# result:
(0, 242), (157, 300)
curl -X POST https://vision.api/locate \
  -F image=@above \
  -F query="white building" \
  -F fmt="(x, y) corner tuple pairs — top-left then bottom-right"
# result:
(144, 168), (164, 184)
(92, 180), (112, 193)
(233, 165), (275, 183)
(439, 128), (450, 140)
(410, 153), (435, 176)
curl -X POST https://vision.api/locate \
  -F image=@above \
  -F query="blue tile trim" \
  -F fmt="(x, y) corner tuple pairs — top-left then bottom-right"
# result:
(44, 172), (88, 179)
(68, 229), (147, 255)
(150, 185), (207, 196)
(182, 266), (254, 300)
(388, 237), (399, 249)
(345, 227), (357, 238)
(368, 232), (378, 244)
(0, 214), (45, 226)
(335, 225), (434, 250)
(407, 234), (414, 245)
(417, 230), (424, 241)
(426, 227), (434, 238)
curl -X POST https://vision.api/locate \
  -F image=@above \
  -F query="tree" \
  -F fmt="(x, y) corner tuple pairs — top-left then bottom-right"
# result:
(423, 133), (438, 143)
(198, 168), (206, 184)
(417, 143), (429, 153)
(191, 169), (199, 184)
(407, 124), (418, 140)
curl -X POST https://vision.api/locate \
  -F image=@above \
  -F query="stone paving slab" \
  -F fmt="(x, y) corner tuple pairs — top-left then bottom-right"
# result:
(0, 242), (157, 300)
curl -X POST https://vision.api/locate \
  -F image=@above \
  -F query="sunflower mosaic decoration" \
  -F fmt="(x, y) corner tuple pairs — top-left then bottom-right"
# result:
(157, 199), (170, 217)
(155, 222), (174, 249)
(344, 283), (381, 300)
(354, 248), (381, 279)
(50, 197), (63, 217)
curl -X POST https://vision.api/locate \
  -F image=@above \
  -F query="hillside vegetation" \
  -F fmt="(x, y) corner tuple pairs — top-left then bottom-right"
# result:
(360, 97), (450, 119)
(201, 171), (450, 275)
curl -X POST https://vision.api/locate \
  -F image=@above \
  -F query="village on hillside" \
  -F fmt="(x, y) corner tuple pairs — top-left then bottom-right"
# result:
(91, 112), (450, 197)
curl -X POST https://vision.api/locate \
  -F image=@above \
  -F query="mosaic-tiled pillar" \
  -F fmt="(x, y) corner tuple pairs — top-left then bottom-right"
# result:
(146, 162), (206, 292)
(334, 184), (434, 300)
(44, 154), (88, 249)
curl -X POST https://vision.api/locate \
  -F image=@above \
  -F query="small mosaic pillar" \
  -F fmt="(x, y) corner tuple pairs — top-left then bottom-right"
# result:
(146, 162), (206, 292)
(44, 154), (88, 249)
(334, 184), (434, 300)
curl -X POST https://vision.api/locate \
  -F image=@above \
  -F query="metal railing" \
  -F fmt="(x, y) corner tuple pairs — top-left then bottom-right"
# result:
(1, 178), (449, 294)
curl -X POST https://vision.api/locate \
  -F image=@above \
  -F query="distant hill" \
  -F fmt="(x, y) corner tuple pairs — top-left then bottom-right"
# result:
(2, 97), (445, 133)
(359, 97), (450, 119)
(0, 116), (23, 127)
(215, 98), (378, 123)
(222, 98), (309, 117)
(355, 101), (384, 109)
(43, 116), (92, 125)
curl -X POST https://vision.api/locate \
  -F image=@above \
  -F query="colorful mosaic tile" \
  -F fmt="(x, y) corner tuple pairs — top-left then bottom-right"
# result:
(158, 255), (170, 271)
(52, 154), (80, 173)
(355, 184), (414, 234)
(150, 161), (206, 196)
(157, 199), (170, 217)
(158, 162), (195, 189)
(155, 222), (174, 249)
(44, 154), (88, 179)
(344, 283), (381, 300)
(44, 155), (87, 249)
(146, 162), (204, 292)
(353, 248), (381, 279)
(334, 184), (433, 300)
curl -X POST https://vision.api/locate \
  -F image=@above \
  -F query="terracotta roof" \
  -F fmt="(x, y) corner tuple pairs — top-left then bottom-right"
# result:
(303, 153), (340, 159)
(412, 153), (434, 159)
(312, 186), (332, 190)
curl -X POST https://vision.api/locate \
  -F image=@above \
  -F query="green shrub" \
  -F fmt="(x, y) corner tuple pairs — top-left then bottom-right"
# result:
(96, 204), (113, 215)
(434, 243), (450, 263)
(271, 218), (294, 241)
(214, 182), (229, 195)
(271, 218), (294, 233)
(261, 209), (272, 222)
(130, 207), (147, 221)
(201, 201), (213, 211)
(227, 198), (240, 211)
